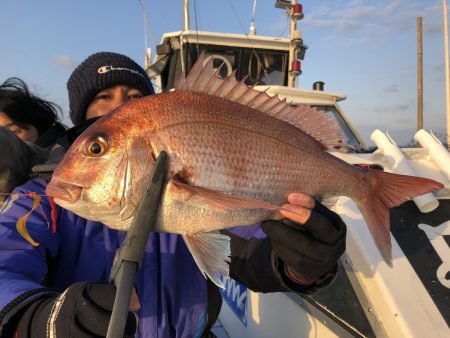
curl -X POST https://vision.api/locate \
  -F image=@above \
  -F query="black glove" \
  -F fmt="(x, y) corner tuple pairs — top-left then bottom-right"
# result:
(261, 201), (346, 286)
(15, 282), (137, 338)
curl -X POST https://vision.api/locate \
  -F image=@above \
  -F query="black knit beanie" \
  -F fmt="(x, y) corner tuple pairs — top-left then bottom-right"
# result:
(67, 52), (154, 126)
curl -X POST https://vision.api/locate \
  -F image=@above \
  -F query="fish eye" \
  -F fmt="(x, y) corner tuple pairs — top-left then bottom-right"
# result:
(84, 136), (109, 157)
(90, 143), (102, 154)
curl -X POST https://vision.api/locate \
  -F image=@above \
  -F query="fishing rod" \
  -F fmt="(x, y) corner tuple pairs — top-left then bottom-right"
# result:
(106, 151), (167, 338)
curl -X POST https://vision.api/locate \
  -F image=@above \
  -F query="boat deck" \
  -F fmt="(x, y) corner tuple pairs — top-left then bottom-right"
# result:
(212, 320), (230, 338)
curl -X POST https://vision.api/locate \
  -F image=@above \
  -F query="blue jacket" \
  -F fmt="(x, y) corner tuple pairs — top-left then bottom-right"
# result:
(0, 178), (210, 337)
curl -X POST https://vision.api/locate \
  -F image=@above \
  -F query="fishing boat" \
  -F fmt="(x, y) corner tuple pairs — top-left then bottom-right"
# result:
(147, 1), (450, 337)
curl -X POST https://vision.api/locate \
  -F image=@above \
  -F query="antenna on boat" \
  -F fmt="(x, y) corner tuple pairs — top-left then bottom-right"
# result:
(184, 0), (190, 31)
(249, 0), (257, 35)
(275, 0), (306, 88)
(180, 0), (191, 76)
(137, 0), (157, 70)
(417, 17), (423, 132)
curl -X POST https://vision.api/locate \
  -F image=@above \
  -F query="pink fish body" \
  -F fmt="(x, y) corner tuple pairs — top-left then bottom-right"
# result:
(46, 55), (444, 286)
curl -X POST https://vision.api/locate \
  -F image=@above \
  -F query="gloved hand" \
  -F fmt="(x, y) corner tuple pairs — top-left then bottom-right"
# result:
(0, 127), (48, 202)
(261, 193), (346, 286)
(15, 282), (138, 338)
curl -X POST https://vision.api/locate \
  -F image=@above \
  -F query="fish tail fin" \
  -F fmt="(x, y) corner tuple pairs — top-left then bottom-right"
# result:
(356, 171), (443, 266)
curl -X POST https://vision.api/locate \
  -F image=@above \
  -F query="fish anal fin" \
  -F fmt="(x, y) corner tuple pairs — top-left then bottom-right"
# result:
(357, 197), (393, 266)
(175, 52), (347, 150)
(320, 195), (340, 210)
(182, 232), (231, 288)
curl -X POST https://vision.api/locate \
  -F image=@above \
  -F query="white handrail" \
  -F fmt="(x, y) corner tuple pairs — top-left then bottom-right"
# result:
(415, 129), (450, 181)
(371, 129), (439, 213)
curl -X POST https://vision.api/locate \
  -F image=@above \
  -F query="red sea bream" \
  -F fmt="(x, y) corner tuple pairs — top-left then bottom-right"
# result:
(46, 55), (444, 286)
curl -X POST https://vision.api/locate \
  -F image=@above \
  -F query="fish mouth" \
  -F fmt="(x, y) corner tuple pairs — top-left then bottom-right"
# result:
(46, 179), (83, 203)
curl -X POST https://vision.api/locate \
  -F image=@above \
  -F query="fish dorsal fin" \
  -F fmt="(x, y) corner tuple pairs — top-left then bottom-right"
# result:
(175, 53), (345, 150)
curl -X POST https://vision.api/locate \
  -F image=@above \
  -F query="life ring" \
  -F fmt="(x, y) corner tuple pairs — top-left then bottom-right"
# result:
(203, 54), (233, 78)
(247, 52), (262, 84)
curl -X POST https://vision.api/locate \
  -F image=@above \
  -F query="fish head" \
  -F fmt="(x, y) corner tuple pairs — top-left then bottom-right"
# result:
(46, 107), (157, 230)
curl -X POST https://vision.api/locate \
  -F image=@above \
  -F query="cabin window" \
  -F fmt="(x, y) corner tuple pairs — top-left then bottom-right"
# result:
(312, 105), (364, 152)
(241, 50), (287, 86)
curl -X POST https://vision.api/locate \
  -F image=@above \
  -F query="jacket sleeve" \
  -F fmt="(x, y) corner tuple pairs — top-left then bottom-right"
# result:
(0, 179), (60, 335)
(224, 224), (336, 294)
(223, 224), (291, 293)
(0, 128), (48, 202)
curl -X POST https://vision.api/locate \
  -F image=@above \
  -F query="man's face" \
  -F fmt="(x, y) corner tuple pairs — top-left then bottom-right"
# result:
(85, 85), (144, 120)
(0, 112), (39, 143)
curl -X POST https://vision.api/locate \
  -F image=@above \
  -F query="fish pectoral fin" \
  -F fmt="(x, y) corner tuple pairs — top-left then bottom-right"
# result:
(182, 232), (231, 289)
(169, 180), (282, 212)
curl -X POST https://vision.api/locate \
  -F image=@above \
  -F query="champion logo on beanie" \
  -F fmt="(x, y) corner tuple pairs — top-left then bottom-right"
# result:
(67, 52), (154, 126)
(97, 65), (145, 78)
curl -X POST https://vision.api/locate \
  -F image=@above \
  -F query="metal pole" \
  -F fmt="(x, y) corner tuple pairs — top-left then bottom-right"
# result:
(417, 17), (423, 131)
(288, 0), (297, 88)
(443, 0), (450, 149)
(184, 0), (190, 31)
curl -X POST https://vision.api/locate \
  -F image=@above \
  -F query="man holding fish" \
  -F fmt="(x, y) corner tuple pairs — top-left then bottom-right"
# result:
(0, 51), (357, 337)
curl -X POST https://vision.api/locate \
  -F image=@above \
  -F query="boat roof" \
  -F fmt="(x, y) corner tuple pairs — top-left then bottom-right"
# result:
(159, 31), (345, 104)
(161, 30), (291, 51)
(256, 85), (347, 105)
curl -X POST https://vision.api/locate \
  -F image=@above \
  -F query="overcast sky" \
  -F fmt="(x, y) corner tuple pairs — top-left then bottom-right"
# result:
(0, 0), (448, 145)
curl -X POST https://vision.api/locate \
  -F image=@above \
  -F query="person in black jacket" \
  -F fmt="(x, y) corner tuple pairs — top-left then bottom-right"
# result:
(0, 78), (66, 204)
(50, 51), (346, 330)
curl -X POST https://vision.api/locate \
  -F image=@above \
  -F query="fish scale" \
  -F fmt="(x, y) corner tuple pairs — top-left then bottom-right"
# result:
(156, 111), (322, 197)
